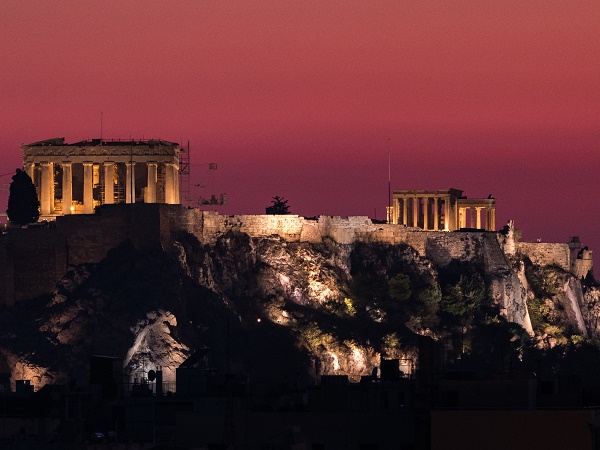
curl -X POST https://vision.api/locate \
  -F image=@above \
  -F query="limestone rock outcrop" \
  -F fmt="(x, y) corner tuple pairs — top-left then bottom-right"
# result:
(0, 210), (598, 391)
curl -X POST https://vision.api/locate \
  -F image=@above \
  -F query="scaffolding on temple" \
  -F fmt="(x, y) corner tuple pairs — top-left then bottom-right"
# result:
(178, 141), (191, 207)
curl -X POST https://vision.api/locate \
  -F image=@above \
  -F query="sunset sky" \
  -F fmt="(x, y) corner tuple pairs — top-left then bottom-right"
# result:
(1, 1), (599, 250)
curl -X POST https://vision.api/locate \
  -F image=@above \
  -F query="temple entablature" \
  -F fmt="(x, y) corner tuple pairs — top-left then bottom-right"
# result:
(387, 188), (496, 231)
(21, 137), (181, 217)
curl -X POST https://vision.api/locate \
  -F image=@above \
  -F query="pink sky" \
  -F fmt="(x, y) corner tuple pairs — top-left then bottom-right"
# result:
(1, 1), (599, 251)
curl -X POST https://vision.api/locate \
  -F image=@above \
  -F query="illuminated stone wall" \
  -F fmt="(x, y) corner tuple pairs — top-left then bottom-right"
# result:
(572, 248), (593, 279)
(178, 211), (431, 251)
(516, 242), (571, 272)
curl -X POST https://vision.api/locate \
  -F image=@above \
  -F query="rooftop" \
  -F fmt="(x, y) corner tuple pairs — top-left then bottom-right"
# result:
(24, 137), (180, 147)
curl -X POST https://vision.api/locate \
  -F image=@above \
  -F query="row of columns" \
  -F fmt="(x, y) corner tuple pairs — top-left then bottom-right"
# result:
(396, 196), (451, 231)
(27, 160), (178, 216)
(458, 207), (496, 231)
(393, 196), (496, 231)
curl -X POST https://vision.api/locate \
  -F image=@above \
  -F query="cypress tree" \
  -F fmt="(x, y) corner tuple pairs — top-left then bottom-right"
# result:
(6, 169), (40, 226)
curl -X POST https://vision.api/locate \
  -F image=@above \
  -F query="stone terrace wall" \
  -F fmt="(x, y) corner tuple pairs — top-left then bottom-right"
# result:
(516, 242), (571, 271)
(180, 212), (578, 275)
(426, 232), (486, 267)
(56, 204), (167, 265)
(178, 211), (431, 253)
(572, 249), (593, 279)
(0, 228), (66, 306)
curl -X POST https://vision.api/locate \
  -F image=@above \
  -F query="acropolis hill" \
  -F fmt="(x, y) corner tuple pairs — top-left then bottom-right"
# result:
(0, 203), (593, 321)
(2, 136), (594, 316)
(1, 137), (598, 391)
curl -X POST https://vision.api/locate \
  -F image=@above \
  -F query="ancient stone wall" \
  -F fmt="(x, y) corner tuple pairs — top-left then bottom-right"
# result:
(0, 228), (65, 305)
(572, 248), (593, 279)
(181, 211), (431, 252)
(57, 214), (124, 266)
(516, 242), (571, 272)
(58, 204), (174, 264)
(425, 232), (486, 266)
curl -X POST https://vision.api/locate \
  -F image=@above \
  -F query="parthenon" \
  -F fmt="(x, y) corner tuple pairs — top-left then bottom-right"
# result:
(388, 189), (496, 231)
(22, 138), (181, 217)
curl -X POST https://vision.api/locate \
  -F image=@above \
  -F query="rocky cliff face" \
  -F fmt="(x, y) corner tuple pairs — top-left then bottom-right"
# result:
(0, 225), (598, 390)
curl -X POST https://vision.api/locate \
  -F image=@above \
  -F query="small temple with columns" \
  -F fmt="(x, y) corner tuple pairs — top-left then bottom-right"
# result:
(21, 138), (181, 218)
(388, 188), (496, 231)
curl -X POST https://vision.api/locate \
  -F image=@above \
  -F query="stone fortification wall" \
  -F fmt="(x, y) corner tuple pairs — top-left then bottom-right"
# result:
(160, 206), (204, 246)
(158, 208), (576, 278)
(0, 204), (170, 307)
(57, 214), (125, 266)
(57, 204), (165, 265)
(0, 228), (65, 306)
(516, 242), (571, 272)
(178, 211), (431, 253)
(572, 249), (593, 279)
(426, 232), (486, 267)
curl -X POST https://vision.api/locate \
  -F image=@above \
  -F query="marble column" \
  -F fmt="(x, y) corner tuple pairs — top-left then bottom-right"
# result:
(165, 163), (178, 204)
(83, 162), (94, 214)
(392, 198), (399, 224)
(126, 162), (135, 203)
(174, 162), (180, 204)
(487, 208), (494, 231)
(62, 162), (72, 214)
(423, 197), (429, 230)
(147, 162), (158, 203)
(444, 198), (450, 231)
(24, 163), (35, 181)
(476, 207), (482, 229)
(40, 162), (54, 216)
(490, 208), (496, 231)
(402, 197), (408, 226)
(433, 197), (439, 231)
(412, 197), (418, 227)
(104, 162), (115, 204)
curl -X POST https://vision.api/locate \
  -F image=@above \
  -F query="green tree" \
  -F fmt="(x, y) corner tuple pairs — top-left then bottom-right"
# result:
(440, 273), (487, 320)
(266, 196), (290, 214)
(6, 169), (39, 226)
(388, 273), (411, 302)
(417, 286), (442, 328)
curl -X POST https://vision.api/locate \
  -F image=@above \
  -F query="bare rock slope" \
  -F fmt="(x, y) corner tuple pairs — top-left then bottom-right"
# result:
(1, 229), (598, 389)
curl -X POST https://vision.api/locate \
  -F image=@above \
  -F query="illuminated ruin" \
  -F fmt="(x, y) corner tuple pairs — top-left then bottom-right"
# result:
(21, 138), (181, 217)
(388, 189), (496, 231)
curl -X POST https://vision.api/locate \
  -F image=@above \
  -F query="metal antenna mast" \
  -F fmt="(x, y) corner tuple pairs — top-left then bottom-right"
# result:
(388, 138), (392, 223)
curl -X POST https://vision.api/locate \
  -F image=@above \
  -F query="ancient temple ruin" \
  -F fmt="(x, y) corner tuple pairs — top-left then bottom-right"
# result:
(388, 189), (496, 231)
(21, 138), (181, 217)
